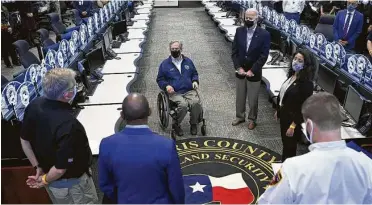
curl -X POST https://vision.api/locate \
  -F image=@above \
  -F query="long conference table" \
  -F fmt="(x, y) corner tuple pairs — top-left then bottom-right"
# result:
(77, 1), (154, 155)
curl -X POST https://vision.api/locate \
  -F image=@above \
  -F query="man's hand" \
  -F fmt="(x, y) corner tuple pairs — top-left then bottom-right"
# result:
(246, 70), (254, 77)
(166, 85), (175, 94)
(192, 82), (198, 90)
(237, 68), (245, 76)
(26, 175), (44, 189)
(339, 40), (348, 46)
(26, 13), (33, 17)
(7, 27), (12, 33)
(82, 11), (87, 16)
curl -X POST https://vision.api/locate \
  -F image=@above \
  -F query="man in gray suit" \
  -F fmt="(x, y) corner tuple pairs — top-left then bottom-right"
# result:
(231, 8), (270, 130)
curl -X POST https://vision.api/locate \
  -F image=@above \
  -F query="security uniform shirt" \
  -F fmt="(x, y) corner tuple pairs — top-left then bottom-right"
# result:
(21, 97), (92, 179)
(258, 140), (372, 204)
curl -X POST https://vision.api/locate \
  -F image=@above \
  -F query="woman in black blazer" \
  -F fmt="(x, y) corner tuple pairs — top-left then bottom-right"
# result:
(275, 49), (314, 162)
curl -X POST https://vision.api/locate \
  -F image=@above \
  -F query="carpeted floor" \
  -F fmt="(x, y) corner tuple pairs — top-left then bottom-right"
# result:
(91, 6), (307, 202)
(130, 7), (307, 154)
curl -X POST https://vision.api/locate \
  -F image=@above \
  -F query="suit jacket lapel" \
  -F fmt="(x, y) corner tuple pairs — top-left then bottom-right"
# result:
(340, 11), (346, 31)
(247, 28), (259, 55)
(242, 28), (248, 53)
(282, 79), (298, 103)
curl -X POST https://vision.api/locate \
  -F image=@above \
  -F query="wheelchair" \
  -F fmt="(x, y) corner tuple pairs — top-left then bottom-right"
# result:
(157, 89), (207, 139)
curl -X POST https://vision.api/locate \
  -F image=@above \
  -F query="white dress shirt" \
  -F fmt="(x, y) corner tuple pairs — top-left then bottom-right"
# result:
(246, 25), (257, 52)
(344, 10), (355, 35)
(172, 56), (183, 74)
(257, 140), (372, 204)
(283, 0), (305, 13)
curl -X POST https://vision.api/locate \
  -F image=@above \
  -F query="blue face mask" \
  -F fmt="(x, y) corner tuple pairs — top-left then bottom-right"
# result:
(292, 61), (304, 72)
(347, 4), (357, 12)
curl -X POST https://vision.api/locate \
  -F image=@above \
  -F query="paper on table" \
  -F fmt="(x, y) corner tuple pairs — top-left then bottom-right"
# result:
(271, 163), (282, 175)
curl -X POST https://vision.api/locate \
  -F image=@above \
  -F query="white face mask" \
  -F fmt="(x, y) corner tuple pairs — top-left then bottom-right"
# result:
(305, 119), (314, 143)
(64, 85), (77, 104)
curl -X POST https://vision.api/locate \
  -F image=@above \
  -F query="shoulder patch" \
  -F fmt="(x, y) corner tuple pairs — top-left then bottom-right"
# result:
(269, 169), (282, 186)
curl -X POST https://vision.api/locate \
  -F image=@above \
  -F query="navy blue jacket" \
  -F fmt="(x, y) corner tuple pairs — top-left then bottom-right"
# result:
(72, 1), (93, 17)
(333, 9), (364, 50)
(98, 127), (185, 204)
(156, 56), (199, 94)
(232, 26), (270, 82)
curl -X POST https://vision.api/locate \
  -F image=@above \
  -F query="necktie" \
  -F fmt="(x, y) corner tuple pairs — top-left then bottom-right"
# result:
(343, 13), (352, 39)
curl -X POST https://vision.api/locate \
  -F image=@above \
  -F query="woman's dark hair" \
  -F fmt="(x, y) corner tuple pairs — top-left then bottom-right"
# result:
(287, 49), (314, 82)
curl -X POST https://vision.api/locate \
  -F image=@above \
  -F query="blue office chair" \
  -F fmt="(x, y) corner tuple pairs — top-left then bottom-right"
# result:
(12, 40), (41, 69)
(47, 13), (80, 41)
(37, 28), (60, 55)
(1, 75), (9, 91)
(314, 15), (335, 42)
(71, 9), (89, 26)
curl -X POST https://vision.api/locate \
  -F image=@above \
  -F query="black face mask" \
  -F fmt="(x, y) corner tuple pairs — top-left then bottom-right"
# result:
(171, 50), (181, 58)
(244, 20), (254, 28)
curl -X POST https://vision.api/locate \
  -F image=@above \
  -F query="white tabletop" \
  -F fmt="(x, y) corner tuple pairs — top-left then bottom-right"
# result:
(112, 39), (144, 53)
(129, 20), (148, 29)
(262, 68), (287, 96)
(211, 12), (228, 18)
(208, 7), (223, 13)
(132, 14), (150, 21)
(205, 3), (218, 9)
(77, 104), (122, 155)
(101, 53), (141, 74)
(128, 28), (147, 39)
(79, 74), (134, 105)
(137, 8), (151, 14)
(217, 18), (236, 26)
(301, 123), (365, 140)
(223, 25), (238, 36)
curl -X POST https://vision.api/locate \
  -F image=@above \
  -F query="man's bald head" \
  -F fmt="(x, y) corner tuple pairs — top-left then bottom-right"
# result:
(122, 93), (150, 123)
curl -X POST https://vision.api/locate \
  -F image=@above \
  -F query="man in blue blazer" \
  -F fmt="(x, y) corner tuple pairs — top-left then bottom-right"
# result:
(157, 41), (202, 136)
(98, 93), (185, 204)
(73, 0), (93, 18)
(333, 0), (364, 50)
(231, 8), (270, 130)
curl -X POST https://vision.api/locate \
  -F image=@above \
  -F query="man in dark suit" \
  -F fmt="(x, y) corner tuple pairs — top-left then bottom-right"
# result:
(73, 0), (94, 18)
(333, 0), (364, 50)
(98, 93), (185, 204)
(231, 8), (271, 130)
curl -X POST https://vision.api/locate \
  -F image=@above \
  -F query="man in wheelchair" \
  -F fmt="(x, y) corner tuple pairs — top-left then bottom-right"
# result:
(156, 41), (202, 136)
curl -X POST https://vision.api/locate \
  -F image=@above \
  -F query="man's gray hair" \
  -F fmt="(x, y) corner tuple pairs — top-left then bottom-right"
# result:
(246, 8), (258, 17)
(169, 40), (183, 50)
(42, 68), (76, 100)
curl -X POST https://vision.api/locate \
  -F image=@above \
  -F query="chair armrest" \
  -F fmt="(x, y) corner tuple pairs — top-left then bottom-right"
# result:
(65, 26), (80, 33)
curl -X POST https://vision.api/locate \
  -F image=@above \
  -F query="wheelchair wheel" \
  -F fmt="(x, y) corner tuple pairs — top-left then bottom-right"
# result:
(157, 91), (170, 130)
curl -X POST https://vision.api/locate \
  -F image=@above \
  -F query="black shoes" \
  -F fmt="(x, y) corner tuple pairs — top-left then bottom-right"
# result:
(172, 124), (184, 136)
(190, 124), (197, 135)
(172, 124), (198, 136)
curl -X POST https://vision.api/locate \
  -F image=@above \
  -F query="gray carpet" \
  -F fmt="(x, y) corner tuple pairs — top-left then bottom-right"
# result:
(92, 6), (307, 202)
(131, 7), (306, 154)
